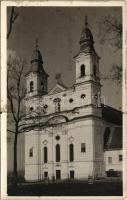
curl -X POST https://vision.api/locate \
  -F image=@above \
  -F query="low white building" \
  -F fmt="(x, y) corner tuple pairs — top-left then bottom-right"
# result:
(21, 19), (122, 181)
(104, 127), (122, 176)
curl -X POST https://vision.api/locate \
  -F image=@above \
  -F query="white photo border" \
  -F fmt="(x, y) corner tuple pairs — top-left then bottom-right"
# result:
(1, 1), (127, 200)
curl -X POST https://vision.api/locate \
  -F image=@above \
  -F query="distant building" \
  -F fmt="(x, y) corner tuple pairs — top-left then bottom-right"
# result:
(21, 19), (122, 181)
(104, 126), (122, 176)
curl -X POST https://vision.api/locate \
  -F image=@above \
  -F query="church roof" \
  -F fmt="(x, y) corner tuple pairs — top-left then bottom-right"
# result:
(26, 40), (49, 77)
(102, 104), (122, 126)
(80, 26), (94, 45)
(79, 17), (94, 53)
(103, 105), (122, 150)
(48, 83), (67, 95)
(31, 49), (43, 64)
(104, 127), (122, 150)
(74, 17), (99, 59)
(31, 40), (43, 64)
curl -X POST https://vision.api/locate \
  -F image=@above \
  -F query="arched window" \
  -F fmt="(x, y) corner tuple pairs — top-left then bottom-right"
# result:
(80, 65), (85, 77)
(29, 148), (33, 157)
(30, 81), (34, 92)
(41, 81), (44, 93)
(54, 98), (61, 112)
(58, 102), (61, 112)
(93, 64), (96, 76)
(69, 144), (74, 162)
(44, 146), (48, 163)
(56, 144), (60, 162)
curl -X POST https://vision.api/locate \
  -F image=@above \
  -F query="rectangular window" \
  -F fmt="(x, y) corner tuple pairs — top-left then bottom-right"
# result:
(108, 157), (112, 163)
(81, 143), (86, 152)
(29, 148), (33, 157)
(119, 154), (122, 162)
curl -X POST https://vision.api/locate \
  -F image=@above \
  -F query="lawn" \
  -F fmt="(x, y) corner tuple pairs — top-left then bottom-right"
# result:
(8, 180), (123, 196)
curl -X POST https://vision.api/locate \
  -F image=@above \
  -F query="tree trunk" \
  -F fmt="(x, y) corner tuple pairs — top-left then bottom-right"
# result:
(13, 125), (18, 186)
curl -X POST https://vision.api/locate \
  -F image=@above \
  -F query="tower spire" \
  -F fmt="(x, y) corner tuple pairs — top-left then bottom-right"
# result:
(31, 38), (43, 65)
(79, 16), (94, 52)
(35, 38), (38, 49)
(85, 16), (88, 27)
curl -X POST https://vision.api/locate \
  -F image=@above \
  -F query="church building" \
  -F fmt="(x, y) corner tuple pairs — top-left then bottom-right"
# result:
(21, 19), (122, 181)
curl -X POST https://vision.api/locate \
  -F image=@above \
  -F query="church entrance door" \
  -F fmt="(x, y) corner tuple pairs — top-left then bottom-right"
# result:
(44, 171), (48, 180)
(70, 170), (74, 179)
(56, 170), (61, 180)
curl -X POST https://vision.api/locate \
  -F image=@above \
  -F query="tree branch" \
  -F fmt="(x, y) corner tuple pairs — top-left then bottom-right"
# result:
(7, 7), (18, 39)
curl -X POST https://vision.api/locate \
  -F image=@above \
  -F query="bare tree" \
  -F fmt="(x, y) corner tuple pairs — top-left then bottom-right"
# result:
(7, 56), (26, 186)
(7, 7), (18, 39)
(98, 15), (122, 84)
(7, 56), (43, 185)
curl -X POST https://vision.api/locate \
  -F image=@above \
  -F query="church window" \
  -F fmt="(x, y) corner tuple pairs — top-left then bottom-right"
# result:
(119, 154), (122, 162)
(56, 144), (60, 162)
(44, 146), (48, 163)
(54, 98), (61, 112)
(93, 64), (96, 76)
(108, 157), (112, 163)
(30, 81), (34, 92)
(69, 144), (74, 162)
(41, 81), (44, 92)
(94, 94), (98, 98)
(80, 65), (85, 77)
(69, 98), (74, 103)
(44, 104), (48, 109)
(81, 143), (86, 152)
(58, 102), (61, 112)
(55, 135), (60, 140)
(29, 148), (33, 157)
(30, 107), (33, 111)
(81, 94), (86, 99)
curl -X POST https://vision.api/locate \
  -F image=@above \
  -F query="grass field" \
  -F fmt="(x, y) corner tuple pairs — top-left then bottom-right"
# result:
(8, 179), (123, 196)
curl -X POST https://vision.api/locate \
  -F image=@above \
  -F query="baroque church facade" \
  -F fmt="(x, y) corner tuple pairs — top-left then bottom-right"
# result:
(22, 20), (122, 181)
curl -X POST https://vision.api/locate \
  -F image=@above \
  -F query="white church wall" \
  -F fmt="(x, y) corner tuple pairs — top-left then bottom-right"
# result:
(25, 80), (93, 118)
(25, 117), (99, 180)
(25, 131), (40, 180)
(93, 119), (105, 177)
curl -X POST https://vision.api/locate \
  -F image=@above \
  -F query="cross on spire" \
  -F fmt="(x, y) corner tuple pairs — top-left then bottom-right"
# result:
(85, 16), (88, 27)
(35, 38), (38, 49)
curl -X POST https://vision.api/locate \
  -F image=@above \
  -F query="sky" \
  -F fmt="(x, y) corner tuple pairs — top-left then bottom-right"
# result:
(7, 6), (122, 110)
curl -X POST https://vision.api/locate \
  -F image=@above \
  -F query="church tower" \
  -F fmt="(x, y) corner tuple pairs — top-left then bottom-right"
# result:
(26, 40), (49, 97)
(75, 17), (101, 108)
(75, 17), (100, 84)
(74, 18), (105, 178)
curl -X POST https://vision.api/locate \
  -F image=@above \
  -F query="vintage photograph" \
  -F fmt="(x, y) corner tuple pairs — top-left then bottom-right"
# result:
(5, 2), (123, 197)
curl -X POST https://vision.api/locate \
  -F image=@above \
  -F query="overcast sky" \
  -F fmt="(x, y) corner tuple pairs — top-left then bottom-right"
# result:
(7, 6), (122, 109)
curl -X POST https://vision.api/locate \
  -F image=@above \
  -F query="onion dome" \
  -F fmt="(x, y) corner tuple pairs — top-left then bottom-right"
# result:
(79, 16), (94, 52)
(31, 39), (43, 64)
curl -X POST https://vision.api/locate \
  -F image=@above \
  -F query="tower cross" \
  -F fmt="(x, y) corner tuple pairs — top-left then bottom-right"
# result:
(85, 16), (88, 27)
(36, 38), (38, 49)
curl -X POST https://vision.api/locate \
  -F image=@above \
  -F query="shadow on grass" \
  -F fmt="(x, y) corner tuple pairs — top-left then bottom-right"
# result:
(8, 180), (123, 196)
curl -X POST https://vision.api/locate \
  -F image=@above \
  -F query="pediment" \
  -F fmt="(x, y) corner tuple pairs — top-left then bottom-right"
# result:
(48, 83), (67, 95)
